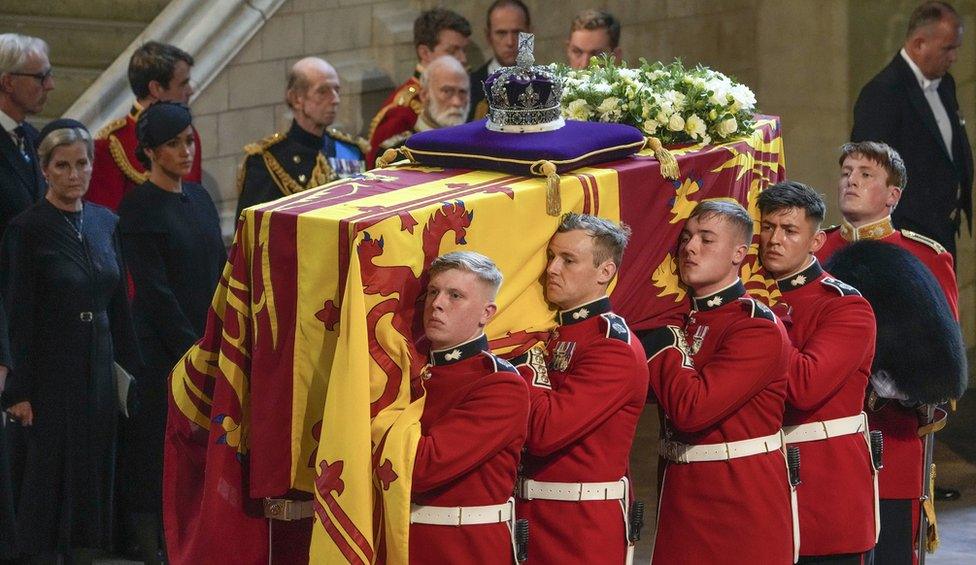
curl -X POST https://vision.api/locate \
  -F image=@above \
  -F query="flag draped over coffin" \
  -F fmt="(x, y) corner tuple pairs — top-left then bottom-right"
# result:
(163, 117), (785, 564)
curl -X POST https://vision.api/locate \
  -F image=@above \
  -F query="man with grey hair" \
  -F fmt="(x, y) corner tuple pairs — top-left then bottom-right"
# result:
(0, 31), (52, 561)
(514, 213), (648, 564)
(368, 56), (470, 166)
(852, 1), (972, 258)
(410, 250), (529, 564)
(236, 57), (368, 215)
(639, 200), (795, 563)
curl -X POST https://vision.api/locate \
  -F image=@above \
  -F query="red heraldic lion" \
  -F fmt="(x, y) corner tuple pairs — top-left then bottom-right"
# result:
(88, 105), (203, 210)
(514, 297), (648, 565)
(777, 259), (879, 556)
(640, 281), (795, 564)
(410, 334), (529, 565)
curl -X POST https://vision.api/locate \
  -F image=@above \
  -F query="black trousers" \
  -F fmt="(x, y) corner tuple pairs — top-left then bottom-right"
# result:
(798, 549), (874, 564)
(875, 498), (915, 565)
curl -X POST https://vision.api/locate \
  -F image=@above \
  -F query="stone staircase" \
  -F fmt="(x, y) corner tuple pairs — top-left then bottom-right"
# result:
(0, 0), (171, 121)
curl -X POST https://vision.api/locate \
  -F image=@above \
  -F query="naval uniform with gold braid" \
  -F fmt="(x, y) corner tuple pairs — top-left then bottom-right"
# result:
(235, 120), (367, 216)
(366, 72), (422, 168)
(817, 216), (958, 565)
(513, 297), (648, 565)
(639, 281), (796, 564)
(88, 104), (203, 211)
(777, 259), (879, 562)
(410, 334), (529, 565)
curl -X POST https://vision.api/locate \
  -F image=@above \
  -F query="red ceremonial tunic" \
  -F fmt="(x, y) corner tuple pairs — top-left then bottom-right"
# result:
(817, 216), (956, 500)
(410, 334), (529, 565)
(776, 259), (878, 556)
(88, 104), (203, 210)
(514, 297), (648, 565)
(367, 74), (421, 168)
(641, 281), (794, 564)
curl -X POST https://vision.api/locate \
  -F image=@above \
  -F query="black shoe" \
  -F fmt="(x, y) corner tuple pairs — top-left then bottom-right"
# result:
(934, 487), (961, 501)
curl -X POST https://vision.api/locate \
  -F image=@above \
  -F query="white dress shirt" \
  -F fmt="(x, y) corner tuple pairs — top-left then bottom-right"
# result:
(901, 48), (954, 157)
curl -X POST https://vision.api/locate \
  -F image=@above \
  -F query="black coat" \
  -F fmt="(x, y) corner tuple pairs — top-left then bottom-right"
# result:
(467, 60), (492, 122)
(117, 181), (225, 510)
(0, 199), (140, 553)
(851, 53), (974, 256)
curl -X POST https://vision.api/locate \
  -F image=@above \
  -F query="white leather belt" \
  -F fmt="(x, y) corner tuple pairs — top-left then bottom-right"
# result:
(410, 500), (512, 526)
(660, 432), (783, 463)
(783, 413), (867, 444)
(518, 479), (626, 501)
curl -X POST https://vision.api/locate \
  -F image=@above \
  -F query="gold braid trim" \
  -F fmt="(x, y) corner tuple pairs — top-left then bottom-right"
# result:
(260, 150), (336, 197)
(328, 127), (370, 156)
(95, 117), (126, 140)
(368, 84), (421, 140)
(108, 134), (149, 185)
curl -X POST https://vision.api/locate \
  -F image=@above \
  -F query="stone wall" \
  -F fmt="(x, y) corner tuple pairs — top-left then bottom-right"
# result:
(189, 0), (975, 356)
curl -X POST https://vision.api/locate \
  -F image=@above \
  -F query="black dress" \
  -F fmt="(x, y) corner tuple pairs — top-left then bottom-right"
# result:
(0, 198), (141, 554)
(116, 181), (226, 513)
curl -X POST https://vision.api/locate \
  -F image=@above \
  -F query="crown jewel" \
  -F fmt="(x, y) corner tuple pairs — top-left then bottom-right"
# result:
(484, 33), (565, 133)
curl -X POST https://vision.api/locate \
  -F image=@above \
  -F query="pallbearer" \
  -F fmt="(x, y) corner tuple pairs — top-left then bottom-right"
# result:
(758, 181), (879, 564)
(514, 213), (648, 564)
(639, 200), (796, 564)
(410, 251), (529, 564)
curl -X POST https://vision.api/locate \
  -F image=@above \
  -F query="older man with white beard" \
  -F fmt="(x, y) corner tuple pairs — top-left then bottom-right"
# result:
(373, 56), (470, 158)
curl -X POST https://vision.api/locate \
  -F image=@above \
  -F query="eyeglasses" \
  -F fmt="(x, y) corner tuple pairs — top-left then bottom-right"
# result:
(7, 68), (54, 83)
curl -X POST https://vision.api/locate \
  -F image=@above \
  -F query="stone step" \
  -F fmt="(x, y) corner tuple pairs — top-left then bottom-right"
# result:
(0, 15), (146, 68)
(38, 66), (103, 121)
(0, 0), (168, 22)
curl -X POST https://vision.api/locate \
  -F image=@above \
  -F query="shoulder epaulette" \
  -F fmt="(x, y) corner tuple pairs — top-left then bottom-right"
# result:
(395, 83), (420, 107)
(900, 229), (947, 254)
(821, 276), (862, 297)
(740, 297), (776, 322)
(244, 132), (285, 156)
(482, 351), (518, 375)
(328, 127), (370, 156)
(600, 312), (632, 344)
(95, 117), (126, 140)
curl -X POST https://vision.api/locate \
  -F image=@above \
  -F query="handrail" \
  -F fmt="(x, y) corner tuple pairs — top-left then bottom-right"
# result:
(63, 0), (286, 131)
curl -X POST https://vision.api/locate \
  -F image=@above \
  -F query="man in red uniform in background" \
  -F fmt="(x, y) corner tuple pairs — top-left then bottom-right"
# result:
(514, 213), (648, 565)
(87, 41), (202, 210)
(367, 8), (471, 167)
(410, 251), (529, 564)
(758, 181), (879, 564)
(639, 200), (795, 564)
(817, 141), (958, 565)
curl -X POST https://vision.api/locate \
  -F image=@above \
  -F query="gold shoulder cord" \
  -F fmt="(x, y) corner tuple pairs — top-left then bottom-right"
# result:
(95, 117), (126, 141)
(261, 150), (336, 197)
(108, 135), (149, 185)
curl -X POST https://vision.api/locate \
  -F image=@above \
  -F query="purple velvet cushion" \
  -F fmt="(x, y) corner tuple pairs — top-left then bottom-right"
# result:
(403, 119), (645, 175)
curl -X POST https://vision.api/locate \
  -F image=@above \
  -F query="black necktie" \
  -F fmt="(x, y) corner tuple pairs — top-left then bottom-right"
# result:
(13, 125), (29, 162)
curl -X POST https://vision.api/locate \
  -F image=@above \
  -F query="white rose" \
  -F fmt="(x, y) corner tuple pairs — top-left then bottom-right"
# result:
(685, 114), (707, 140)
(596, 97), (622, 122)
(668, 113), (685, 132)
(565, 98), (593, 121)
(730, 84), (757, 111)
(592, 82), (612, 95)
(642, 120), (659, 135)
(716, 117), (739, 137)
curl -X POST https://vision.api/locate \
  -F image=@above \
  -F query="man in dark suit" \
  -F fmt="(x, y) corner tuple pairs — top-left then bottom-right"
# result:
(0, 32), (51, 562)
(851, 1), (972, 258)
(468, 0), (531, 122)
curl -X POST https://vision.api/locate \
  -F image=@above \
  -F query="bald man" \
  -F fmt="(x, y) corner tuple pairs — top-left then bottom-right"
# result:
(236, 57), (368, 215)
(367, 56), (470, 166)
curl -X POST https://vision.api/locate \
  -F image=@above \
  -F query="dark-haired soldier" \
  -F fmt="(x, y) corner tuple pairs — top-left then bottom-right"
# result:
(468, 0), (531, 121)
(236, 57), (367, 215)
(817, 140), (959, 565)
(566, 9), (622, 69)
(758, 182), (878, 564)
(367, 8), (471, 167)
(514, 213), (647, 565)
(640, 200), (795, 564)
(88, 41), (202, 210)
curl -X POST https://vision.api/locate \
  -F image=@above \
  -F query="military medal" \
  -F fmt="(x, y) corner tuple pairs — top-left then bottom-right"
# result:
(549, 341), (576, 372)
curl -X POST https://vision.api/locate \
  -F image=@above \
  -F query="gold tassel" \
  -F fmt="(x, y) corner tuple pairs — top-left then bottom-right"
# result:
(375, 148), (401, 168)
(538, 160), (561, 216)
(924, 463), (940, 552)
(645, 137), (680, 180)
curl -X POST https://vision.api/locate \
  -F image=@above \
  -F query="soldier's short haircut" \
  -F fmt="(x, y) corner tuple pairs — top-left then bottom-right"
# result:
(569, 9), (621, 49)
(757, 181), (827, 227)
(0, 34), (49, 75)
(486, 0), (531, 29)
(128, 41), (194, 99)
(414, 8), (472, 50)
(907, 1), (960, 38)
(429, 251), (504, 298)
(688, 200), (754, 245)
(839, 141), (908, 190)
(556, 213), (631, 267)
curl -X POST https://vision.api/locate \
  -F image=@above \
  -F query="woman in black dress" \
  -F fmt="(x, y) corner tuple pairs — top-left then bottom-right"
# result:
(116, 102), (226, 563)
(0, 119), (141, 563)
